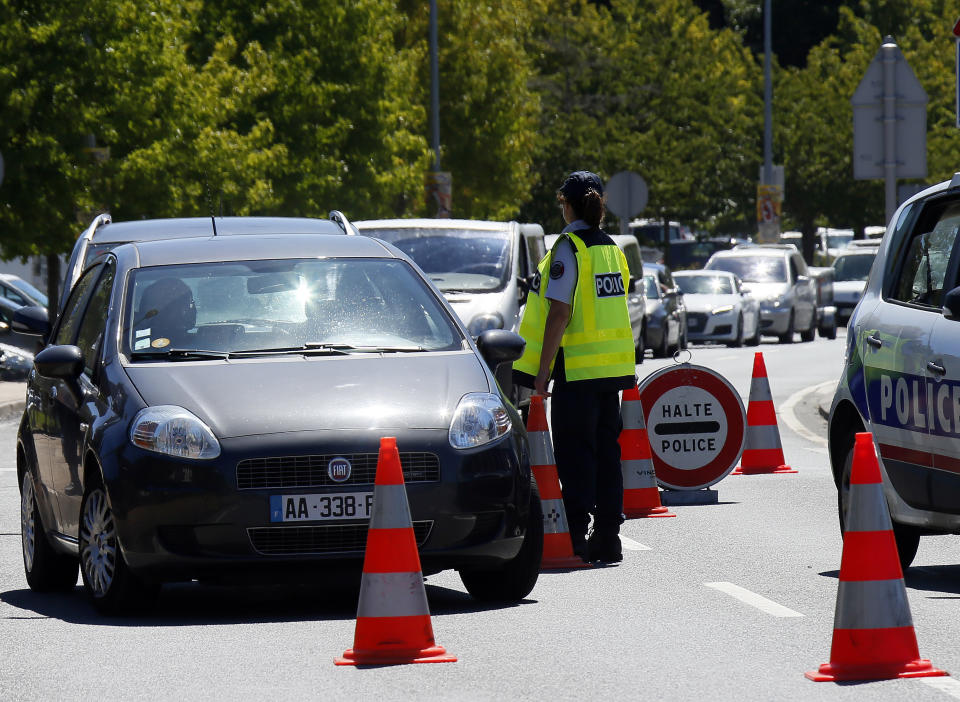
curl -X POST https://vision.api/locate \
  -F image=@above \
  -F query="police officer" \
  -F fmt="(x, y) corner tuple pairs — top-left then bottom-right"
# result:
(513, 171), (636, 563)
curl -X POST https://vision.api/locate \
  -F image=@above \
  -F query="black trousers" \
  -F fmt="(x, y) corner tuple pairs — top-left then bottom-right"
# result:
(550, 383), (624, 538)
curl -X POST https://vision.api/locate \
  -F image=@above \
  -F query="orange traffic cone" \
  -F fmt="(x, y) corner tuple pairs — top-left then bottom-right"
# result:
(620, 385), (675, 519)
(335, 437), (456, 665)
(805, 432), (946, 682)
(527, 395), (591, 569)
(732, 351), (796, 475)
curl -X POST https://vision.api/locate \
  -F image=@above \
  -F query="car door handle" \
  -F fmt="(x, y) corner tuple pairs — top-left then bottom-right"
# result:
(866, 334), (882, 349)
(927, 361), (946, 376)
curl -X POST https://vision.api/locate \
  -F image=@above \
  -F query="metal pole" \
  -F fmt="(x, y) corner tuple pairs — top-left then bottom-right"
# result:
(763, 0), (772, 185)
(429, 0), (441, 171)
(882, 36), (897, 227)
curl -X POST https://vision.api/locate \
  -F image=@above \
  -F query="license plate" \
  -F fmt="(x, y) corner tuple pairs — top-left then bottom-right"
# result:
(269, 492), (374, 522)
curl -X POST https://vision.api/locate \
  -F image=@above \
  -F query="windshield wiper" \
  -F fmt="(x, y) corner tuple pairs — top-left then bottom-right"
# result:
(226, 344), (354, 358)
(131, 348), (230, 360)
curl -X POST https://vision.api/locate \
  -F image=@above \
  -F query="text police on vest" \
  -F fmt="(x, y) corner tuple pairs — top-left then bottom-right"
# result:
(595, 272), (625, 298)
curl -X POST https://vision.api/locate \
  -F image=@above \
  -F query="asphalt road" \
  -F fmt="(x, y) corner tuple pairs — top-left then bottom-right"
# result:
(3, 331), (960, 701)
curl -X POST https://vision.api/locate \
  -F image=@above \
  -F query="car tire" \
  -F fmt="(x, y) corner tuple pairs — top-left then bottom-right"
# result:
(20, 470), (79, 592)
(79, 471), (159, 614)
(747, 320), (761, 346)
(653, 327), (670, 358)
(819, 320), (837, 340)
(838, 441), (920, 570)
(727, 315), (744, 348)
(800, 312), (816, 342)
(635, 326), (645, 364)
(459, 481), (543, 602)
(778, 312), (794, 344)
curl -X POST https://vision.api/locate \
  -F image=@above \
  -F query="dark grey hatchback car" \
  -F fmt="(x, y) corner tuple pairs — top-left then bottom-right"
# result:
(16, 218), (540, 613)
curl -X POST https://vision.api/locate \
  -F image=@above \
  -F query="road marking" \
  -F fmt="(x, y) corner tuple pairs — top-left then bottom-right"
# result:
(704, 582), (803, 617)
(780, 380), (834, 448)
(920, 677), (960, 699)
(619, 535), (650, 551)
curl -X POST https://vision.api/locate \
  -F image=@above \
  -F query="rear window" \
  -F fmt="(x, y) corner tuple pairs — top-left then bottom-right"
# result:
(707, 255), (786, 283)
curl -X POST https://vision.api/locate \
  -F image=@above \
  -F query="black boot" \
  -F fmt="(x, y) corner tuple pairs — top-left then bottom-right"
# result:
(587, 530), (622, 563)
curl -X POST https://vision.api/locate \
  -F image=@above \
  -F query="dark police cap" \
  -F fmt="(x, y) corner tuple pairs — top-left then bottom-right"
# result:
(559, 171), (604, 202)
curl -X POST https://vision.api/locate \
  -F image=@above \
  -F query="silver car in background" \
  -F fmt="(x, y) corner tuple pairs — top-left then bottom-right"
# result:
(354, 219), (545, 407)
(831, 242), (879, 325)
(704, 245), (817, 343)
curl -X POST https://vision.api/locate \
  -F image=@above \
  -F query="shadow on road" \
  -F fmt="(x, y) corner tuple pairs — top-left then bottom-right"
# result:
(817, 564), (960, 598)
(1, 579), (531, 626)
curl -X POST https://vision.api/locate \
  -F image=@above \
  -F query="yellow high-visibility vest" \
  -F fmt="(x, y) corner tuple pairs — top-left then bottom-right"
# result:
(514, 230), (635, 387)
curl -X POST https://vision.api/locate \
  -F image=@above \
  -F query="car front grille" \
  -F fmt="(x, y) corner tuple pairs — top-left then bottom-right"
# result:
(237, 452), (440, 489)
(248, 520), (434, 555)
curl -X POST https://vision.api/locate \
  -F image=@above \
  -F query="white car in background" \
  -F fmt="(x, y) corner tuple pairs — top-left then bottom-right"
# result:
(673, 270), (759, 347)
(831, 242), (880, 325)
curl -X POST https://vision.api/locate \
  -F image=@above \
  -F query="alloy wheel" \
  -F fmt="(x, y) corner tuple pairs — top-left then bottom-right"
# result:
(20, 473), (36, 572)
(80, 488), (117, 597)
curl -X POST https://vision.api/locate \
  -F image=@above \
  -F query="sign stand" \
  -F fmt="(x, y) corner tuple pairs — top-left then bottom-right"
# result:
(660, 487), (718, 506)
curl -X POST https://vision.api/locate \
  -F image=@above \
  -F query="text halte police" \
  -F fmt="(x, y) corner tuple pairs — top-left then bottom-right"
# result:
(658, 402), (717, 453)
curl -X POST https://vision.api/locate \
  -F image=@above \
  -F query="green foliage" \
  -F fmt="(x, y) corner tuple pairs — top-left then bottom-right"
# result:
(2, 0), (960, 268)
(521, 0), (762, 235)
(398, 0), (541, 219)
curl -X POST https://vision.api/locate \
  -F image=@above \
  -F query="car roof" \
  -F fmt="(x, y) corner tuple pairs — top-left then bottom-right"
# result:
(354, 219), (514, 232)
(119, 232), (395, 269)
(89, 216), (343, 244)
(673, 269), (734, 277)
(712, 247), (788, 259)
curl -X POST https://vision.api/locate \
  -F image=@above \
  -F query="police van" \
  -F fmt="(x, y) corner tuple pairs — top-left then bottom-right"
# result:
(829, 172), (960, 568)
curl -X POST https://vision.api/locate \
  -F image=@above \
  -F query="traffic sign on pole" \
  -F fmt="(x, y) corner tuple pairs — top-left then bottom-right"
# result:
(851, 37), (927, 227)
(638, 364), (746, 490)
(605, 171), (648, 238)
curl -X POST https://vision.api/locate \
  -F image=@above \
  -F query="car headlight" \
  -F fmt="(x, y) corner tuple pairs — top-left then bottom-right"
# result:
(130, 405), (221, 459)
(468, 313), (504, 336)
(449, 392), (512, 449)
(711, 305), (734, 315)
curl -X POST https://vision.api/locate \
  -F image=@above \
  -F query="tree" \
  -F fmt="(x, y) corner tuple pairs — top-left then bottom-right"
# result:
(396, 0), (541, 219)
(522, 0), (762, 237)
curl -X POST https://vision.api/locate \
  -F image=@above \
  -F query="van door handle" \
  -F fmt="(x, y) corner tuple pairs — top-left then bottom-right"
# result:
(927, 361), (946, 376)
(866, 334), (882, 349)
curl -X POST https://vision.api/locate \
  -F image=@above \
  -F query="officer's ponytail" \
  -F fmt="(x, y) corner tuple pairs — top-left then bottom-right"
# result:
(579, 188), (605, 228)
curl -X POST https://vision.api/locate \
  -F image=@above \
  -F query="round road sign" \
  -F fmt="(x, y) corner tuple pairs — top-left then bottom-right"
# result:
(605, 170), (648, 219)
(638, 363), (746, 490)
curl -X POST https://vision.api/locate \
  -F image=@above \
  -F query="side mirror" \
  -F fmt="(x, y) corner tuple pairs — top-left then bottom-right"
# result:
(34, 345), (84, 381)
(943, 286), (960, 320)
(476, 329), (526, 373)
(12, 305), (51, 339)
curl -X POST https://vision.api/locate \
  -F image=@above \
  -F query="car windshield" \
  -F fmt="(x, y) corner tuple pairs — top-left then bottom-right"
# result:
(360, 227), (512, 293)
(123, 258), (463, 357)
(833, 253), (875, 282)
(7, 278), (48, 306)
(675, 275), (733, 295)
(708, 256), (786, 283)
(827, 232), (853, 249)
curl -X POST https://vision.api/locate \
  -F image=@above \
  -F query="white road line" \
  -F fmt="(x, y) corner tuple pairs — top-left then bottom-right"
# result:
(618, 535), (650, 551)
(780, 380), (834, 448)
(704, 582), (803, 617)
(920, 677), (960, 698)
